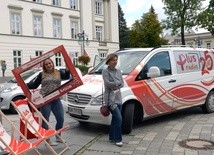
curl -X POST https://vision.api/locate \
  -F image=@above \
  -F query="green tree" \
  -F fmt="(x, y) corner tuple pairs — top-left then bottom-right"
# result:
(118, 3), (129, 49)
(162, 0), (205, 45)
(129, 20), (143, 47)
(197, 0), (214, 35)
(130, 6), (167, 47)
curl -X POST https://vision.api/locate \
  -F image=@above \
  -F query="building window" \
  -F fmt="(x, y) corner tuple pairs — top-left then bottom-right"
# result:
(10, 12), (21, 35)
(55, 53), (62, 66)
(73, 52), (79, 65)
(70, 0), (77, 9)
(53, 18), (62, 38)
(99, 52), (106, 61)
(35, 50), (43, 56)
(207, 42), (211, 49)
(33, 15), (43, 37)
(96, 26), (103, 41)
(71, 20), (78, 39)
(95, 0), (102, 15)
(53, 0), (60, 6)
(33, 0), (41, 3)
(13, 50), (22, 68)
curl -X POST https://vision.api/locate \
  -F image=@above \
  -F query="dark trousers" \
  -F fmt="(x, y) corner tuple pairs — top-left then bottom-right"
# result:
(109, 104), (122, 142)
(2, 69), (5, 77)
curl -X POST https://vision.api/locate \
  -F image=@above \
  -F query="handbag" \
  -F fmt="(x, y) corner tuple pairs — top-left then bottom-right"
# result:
(100, 105), (110, 117)
(100, 81), (110, 117)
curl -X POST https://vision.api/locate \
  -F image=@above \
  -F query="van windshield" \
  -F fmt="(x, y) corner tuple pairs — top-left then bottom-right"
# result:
(90, 50), (150, 75)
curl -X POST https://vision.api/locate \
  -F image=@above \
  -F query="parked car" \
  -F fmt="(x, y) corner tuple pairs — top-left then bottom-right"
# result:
(67, 46), (214, 134)
(0, 67), (82, 113)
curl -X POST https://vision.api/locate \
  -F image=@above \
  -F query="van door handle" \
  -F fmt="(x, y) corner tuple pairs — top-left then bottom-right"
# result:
(168, 79), (176, 83)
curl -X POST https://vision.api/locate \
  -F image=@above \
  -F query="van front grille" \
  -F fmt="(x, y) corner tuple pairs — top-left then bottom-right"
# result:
(67, 92), (91, 105)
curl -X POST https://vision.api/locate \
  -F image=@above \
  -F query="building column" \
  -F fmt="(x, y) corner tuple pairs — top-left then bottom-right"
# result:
(103, 0), (110, 42)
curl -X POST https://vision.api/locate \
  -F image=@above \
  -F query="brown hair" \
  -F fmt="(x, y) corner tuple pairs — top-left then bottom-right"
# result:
(105, 53), (118, 65)
(42, 58), (60, 79)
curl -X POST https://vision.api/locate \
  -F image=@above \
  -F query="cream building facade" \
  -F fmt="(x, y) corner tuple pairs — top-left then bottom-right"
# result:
(166, 32), (214, 49)
(0, 0), (119, 76)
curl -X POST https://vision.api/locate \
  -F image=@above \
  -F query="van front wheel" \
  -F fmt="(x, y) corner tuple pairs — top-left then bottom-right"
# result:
(122, 103), (134, 134)
(202, 91), (214, 113)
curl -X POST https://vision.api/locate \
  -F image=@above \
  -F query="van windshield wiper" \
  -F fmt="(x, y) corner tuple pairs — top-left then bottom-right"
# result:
(91, 69), (102, 74)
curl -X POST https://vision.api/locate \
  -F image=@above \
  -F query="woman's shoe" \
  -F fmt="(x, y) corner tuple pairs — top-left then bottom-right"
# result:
(46, 138), (58, 146)
(115, 141), (123, 147)
(49, 142), (58, 146)
(56, 137), (66, 143)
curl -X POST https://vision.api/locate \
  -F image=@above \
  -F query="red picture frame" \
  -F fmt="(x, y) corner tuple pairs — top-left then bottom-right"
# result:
(12, 45), (83, 108)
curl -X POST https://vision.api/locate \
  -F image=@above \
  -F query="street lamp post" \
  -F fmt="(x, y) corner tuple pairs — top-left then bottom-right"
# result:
(77, 30), (89, 56)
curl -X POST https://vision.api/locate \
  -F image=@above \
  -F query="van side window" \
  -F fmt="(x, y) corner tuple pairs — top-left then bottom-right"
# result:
(137, 51), (171, 80)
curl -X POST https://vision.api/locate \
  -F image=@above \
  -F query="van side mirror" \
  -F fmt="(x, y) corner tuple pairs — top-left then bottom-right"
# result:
(147, 66), (160, 78)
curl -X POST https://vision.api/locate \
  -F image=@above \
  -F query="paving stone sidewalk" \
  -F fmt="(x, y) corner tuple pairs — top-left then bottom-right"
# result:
(1, 77), (214, 155)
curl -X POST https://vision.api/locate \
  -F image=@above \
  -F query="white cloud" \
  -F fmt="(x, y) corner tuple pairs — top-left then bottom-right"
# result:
(119, 0), (210, 32)
(120, 0), (165, 27)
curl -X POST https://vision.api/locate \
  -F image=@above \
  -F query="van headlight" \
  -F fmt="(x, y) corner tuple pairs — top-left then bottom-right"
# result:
(90, 95), (105, 105)
(1, 86), (18, 93)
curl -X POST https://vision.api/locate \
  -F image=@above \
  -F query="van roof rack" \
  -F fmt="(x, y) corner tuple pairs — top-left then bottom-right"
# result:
(161, 45), (194, 48)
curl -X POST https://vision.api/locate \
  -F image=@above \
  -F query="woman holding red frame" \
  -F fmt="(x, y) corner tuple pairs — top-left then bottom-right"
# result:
(27, 58), (70, 146)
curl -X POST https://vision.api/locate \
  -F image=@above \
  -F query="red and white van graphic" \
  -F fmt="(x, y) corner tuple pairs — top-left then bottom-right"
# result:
(67, 47), (214, 134)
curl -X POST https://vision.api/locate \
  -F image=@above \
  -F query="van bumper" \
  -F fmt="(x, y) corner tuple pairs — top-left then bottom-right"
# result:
(67, 104), (111, 125)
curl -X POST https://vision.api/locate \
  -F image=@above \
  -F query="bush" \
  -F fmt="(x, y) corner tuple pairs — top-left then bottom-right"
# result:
(78, 55), (90, 66)
(75, 65), (90, 75)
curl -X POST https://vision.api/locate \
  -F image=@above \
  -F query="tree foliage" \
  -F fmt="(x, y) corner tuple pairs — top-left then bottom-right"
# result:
(129, 6), (167, 47)
(78, 55), (90, 66)
(197, 0), (214, 36)
(162, 0), (205, 45)
(118, 3), (129, 49)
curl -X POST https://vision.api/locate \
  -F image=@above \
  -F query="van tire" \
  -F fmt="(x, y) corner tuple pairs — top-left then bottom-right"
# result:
(202, 91), (214, 113)
(122, 103), (134, 134)
(10, 96), (25, 114)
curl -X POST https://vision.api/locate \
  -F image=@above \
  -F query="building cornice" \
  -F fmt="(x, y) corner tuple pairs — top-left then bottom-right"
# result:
(51, 12), (63, 17)
(7, 4), (23, 10)
(31, 8), (44, 14)
(69, 15), (80, 19)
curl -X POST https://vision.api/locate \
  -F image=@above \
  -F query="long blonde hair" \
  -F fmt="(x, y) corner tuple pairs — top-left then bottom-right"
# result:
(42, 58), (60, 79)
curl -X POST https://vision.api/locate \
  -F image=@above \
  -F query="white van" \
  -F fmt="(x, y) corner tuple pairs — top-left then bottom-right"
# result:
(67, 46), (214, 134)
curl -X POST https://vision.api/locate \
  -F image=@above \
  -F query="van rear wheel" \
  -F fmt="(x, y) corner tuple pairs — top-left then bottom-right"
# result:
(122, 103), (134, 134)
(202, 91), (214, 113)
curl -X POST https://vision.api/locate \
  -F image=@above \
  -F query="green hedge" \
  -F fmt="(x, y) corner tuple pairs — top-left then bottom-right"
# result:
(75, 65), (90, 75)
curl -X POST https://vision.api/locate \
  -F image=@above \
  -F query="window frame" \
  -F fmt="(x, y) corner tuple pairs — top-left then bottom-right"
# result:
(53, 0), (61, 6)
(71, 20), (78, 39)
(35, 50), (43, 57)
(55, 52), (62, 67)
(207, 42), (211, 49)
(99, 52), (106, 62)
(33, 15), (43, 37)
(10, 12), (21, 35)
(95, 25), (103, 42)
(13, 50), (22, 68)
(70, 0), (78, 10)
(33, 0), (42, 3)
(95, 0), (102, 15)
(53, 17), (62, 38)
